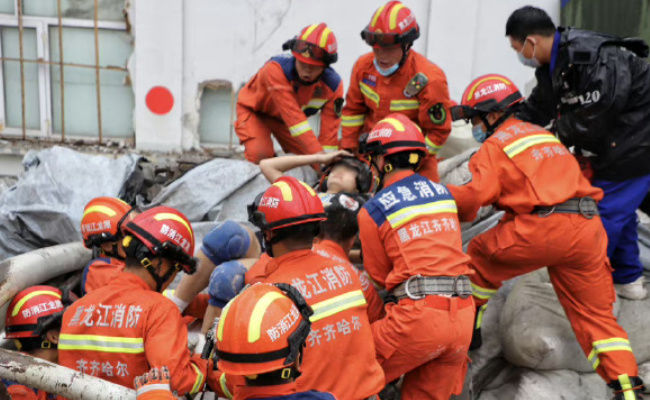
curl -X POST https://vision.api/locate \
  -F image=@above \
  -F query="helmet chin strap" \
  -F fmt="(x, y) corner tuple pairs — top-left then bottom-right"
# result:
(144, 258), (177, 292)
(479, 110), (513, 139)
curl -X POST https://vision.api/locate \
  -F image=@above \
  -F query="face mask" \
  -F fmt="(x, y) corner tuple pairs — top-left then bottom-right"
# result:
(517, 39), (541, 68)
(472, 124), (487, 143)
(373, 58), (399, 76)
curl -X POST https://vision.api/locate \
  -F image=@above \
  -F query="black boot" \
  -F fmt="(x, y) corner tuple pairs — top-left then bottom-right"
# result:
(608, 375), (644, 400)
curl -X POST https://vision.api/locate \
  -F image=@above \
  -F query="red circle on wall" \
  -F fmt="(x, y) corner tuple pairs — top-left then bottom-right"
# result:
(146, 86), (174, 115)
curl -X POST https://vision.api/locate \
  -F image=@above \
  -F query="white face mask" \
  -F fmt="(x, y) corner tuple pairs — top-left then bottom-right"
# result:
(373, 58), (399, 76)
(517, 38), (541, 68)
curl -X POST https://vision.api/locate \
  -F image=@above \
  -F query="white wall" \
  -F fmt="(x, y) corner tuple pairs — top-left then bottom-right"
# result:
(133, 0), (560, 151)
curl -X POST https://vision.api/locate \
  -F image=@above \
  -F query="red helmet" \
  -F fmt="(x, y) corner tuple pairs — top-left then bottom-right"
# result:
(360, 113), (427, 158)
(6, 286), (64, 339)
(121, 206), (197, 274)
(361, 1), (420, 48)
(451, 74), (524, 121)
(283, 23), (338, 66)
(248, 176), (326, 231)
(216, 283), (313, 376)
(81, 197), (132, 248)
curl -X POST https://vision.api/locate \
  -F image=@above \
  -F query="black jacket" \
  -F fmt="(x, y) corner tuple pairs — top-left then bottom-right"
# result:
(517, 27), (650, 181)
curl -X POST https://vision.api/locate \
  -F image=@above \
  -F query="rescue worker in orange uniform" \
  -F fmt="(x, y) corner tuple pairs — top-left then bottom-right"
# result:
(4, 286), (69, 400)
(80, 197), (133, 295)
(235, 23), (344, 163)
(447, 74), (643, 400)
(208, 176), (384, 400)
(357, 113), (474, 400)
(341, 1), (452, 183)
(58, 206), (208, 395)
(314, 192), (384, 323)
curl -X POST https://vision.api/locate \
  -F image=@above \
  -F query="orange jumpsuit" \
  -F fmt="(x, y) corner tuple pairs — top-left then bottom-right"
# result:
(58, 272), (207, 395)
(447, 118), (638, 383)
(2, 380), (53, 400)
(81, 257), (125, 295)
(210, 249), (385, 400)
(340, 51), (452, 182)
(312, 240), (384, 323)
(358, 170), (474, 400)
(235, 55), (344, 163)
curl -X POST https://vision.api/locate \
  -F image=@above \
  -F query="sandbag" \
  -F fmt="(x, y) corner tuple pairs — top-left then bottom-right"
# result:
(500, 269), (628, 372)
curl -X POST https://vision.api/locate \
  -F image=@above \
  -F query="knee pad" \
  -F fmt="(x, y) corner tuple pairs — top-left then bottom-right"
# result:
(201, 221), (251, 266)
(207, 260), (248, 308)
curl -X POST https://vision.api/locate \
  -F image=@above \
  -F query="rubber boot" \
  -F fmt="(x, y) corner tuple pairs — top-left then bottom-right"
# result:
(608, 375), (644, 400)
(469, 304), (487, 351)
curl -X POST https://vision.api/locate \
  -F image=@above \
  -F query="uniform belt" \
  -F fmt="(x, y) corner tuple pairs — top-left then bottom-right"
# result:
(390, 275), (472, 301)
(532, 197), (599, 219)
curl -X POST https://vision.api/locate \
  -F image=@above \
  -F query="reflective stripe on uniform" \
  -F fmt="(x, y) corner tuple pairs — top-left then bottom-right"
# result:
(220, 373), (233, 399)
(189, 362), (205, 394)
(425, 136), (442, 155)
(471, 282), (497, 301)
(389, 99), (420, 111)
(322, 145), (339, 152)
(58, 334), (144, 354)
(359, 82), (380, 108)
(136, 384), (171, 395)
(341, 114), (366, 127)
(301, 99), (328, 111)
(618, 374), (636, 400)
(289, 121), (312, 137)
(386, 200), (457, 229)
(475, 304), (488, 329)
(503, 134), (561, 158)
(310, 290), (366, 322)
(587, 337), (633, 370)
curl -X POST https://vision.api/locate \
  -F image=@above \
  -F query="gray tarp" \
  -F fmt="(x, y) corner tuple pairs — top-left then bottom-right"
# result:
(0, 147), (140, 261)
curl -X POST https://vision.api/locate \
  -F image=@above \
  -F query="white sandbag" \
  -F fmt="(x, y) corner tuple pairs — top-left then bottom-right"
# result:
(511, 369), (607, 400)
(438, 121), (479, 160)
(615, 293), (650, 365)
(501, 269), (622, 372)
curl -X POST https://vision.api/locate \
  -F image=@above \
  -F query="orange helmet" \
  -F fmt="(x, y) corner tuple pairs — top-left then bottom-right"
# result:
(451, 74), (524, 122)
(283, 23), (338, 66)
(216, 283), (313, 376)
(5, 286), (64, 340)
(81, 197), (132, 249)
(248, 176), (326, 231)
(361, 1), (419, 48)
(360, 113), (427, 158)
(122, 206), (197, 276)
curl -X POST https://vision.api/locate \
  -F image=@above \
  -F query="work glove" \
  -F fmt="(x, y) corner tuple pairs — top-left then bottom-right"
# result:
(134, 367), (174, 400)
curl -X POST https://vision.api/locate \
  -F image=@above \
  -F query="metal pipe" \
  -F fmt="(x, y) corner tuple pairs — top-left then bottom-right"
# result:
(57, 0), (65, 141)
(93, 0), (103, 144)
(0, 349), (135, 400)
(17, 0), (25, 139)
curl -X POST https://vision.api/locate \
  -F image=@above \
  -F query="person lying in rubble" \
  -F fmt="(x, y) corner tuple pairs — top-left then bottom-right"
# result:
(4, 286), (75, 400)
(166, 150), (376, 317)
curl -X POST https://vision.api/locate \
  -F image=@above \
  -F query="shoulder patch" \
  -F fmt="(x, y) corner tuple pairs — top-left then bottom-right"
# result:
(404, 72), (428, 98)
(270, 55), (296, 82)
(334, 98), (344, 118)
(320, 67), (342, 92)
(428, 102), (447, 125)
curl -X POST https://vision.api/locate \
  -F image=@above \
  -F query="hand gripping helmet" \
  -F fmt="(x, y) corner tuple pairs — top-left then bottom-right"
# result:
(359, 113), (427, 174)
(451, 74), (524, 135)
(248, 176), (326, 232)
(318, 156), (376, 194)
(215, 283), (313, 377)
(5, 286), (73, 351)
(361, 1), (420, 48)
(81, 197), (132, 249)
(283, 23), (338, 66)
(122, 206), (197, 290)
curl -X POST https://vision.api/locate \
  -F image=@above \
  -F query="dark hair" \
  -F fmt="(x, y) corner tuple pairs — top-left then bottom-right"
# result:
(505, 6), (556, 42)
(385, 151), (424, 171)
(272, 221), (320, 245)
(319, 193), (367, 243)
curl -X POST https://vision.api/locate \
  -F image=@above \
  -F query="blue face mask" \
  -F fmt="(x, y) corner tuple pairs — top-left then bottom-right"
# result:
(472, 124), (487, 143)
(373, 58), (399, 76)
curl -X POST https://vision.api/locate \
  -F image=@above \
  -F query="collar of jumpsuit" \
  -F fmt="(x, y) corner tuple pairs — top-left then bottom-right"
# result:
(107, 269), (151, 291)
